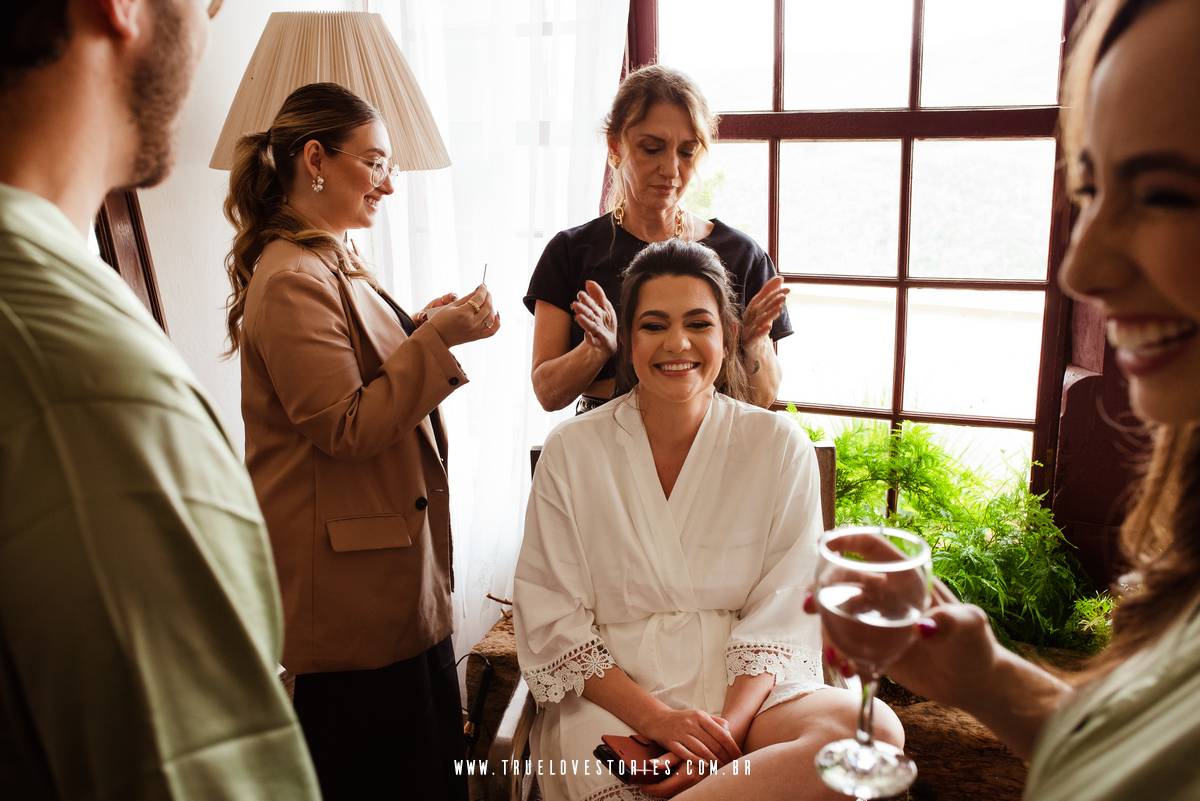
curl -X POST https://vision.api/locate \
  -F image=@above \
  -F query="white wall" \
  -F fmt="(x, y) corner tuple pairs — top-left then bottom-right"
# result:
(139, 1), (356, 450)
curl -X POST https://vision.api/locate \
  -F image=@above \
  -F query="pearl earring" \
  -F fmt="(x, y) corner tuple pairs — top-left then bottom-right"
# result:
(312, 175), (325, 193)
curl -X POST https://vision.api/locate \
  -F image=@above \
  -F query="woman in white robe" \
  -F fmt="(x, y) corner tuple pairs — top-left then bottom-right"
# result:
(515, 240), (903, 801)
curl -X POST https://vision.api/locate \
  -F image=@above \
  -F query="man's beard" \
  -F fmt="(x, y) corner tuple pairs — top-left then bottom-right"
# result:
(125, 0), (194, 189)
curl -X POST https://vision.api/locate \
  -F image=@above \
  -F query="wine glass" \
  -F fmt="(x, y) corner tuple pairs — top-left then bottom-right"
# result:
(813, 526), (932, 799)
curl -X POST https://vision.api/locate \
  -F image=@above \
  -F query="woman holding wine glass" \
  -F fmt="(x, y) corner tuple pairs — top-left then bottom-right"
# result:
(812, 1), (1200, 799)
(810, 528), (934, 798)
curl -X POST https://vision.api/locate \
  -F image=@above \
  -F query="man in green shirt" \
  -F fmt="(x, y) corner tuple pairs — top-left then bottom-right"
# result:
(0, 2), (320, 798)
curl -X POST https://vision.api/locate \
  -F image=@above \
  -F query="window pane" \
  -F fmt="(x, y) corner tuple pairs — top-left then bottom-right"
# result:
(777, 284), (895, 408)
(784, 0), (912, 110)
(787, 411), (889, 443)
(921, 0), (1065, 107)
(905, 422), (1034, 488)
(904, 289), (1044, 419)
(659, 0), (774, 112)
(685, 141), (768, 251)
(909, 139), (1055, 280)
(779, 141), (900, 276)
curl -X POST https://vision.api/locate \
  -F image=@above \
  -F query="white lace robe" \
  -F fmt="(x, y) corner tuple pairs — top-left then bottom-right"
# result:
(514, 391), (825, 801)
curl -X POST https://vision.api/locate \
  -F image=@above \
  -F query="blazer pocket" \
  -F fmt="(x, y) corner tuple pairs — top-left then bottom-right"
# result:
(326, 514), (413, 552)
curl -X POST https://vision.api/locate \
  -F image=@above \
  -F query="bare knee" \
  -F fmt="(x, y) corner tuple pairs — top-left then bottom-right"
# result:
(746, 688), (906, 754)
(870, 699), (905, 749)
(808, 691), (905, 750)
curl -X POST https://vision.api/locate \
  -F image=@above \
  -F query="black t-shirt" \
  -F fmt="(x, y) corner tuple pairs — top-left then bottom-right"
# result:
(524, 213), (793, 381)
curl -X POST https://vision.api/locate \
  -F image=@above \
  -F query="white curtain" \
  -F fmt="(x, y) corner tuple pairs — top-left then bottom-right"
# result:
(363, 0), (629, 672)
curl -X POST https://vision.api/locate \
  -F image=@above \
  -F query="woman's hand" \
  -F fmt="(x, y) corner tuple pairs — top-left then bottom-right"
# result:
(640, 708), (742, 767)
(571, 280), (617, 356)
(804, 579), (1001, 710)
(741, 275), (788, 346)
(428, 285), (500, 347)
(417, 291), (458, 324)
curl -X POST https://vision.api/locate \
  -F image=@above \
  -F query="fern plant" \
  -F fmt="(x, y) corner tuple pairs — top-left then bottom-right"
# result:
(794, 409), (1112, 652)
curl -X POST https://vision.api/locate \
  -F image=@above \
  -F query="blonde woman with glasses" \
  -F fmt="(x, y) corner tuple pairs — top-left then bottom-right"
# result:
(223, 81), (497, 801)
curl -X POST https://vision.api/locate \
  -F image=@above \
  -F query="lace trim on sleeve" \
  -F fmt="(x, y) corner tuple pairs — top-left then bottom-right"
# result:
(581, 783), (653, 801)
(522, 637), (615, 705)
(725, 640), (822, 686)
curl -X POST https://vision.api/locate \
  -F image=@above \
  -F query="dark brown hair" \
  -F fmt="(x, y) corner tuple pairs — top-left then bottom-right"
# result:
(0, 2), (69, 92)
(1061, 0), (1200, 670)
(614, 239), (752, 404)
(603, 64), (718, 213)
(223, 82), (380, 354)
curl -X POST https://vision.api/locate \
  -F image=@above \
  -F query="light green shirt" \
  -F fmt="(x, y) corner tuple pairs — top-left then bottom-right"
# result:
(1025, 602), (1200, 800)
(0, 184), (320, 799)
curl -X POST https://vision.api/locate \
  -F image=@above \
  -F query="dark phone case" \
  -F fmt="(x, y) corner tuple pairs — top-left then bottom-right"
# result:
(593, 735), (670, 786)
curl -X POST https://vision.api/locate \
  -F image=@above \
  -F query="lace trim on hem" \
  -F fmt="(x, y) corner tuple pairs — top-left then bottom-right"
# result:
(580, 783), (653, 801)
(522, 637), (615, 705)
(725, 640), (821, 685)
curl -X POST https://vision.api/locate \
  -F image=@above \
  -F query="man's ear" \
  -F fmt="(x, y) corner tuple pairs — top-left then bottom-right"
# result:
(92, 0), (142, 41)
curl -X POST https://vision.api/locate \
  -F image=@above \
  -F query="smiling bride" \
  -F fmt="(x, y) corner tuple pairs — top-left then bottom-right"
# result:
(513, 239), (902, 801)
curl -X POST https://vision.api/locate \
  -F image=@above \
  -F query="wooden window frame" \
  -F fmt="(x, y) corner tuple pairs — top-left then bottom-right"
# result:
(627, 0), (1077, 499)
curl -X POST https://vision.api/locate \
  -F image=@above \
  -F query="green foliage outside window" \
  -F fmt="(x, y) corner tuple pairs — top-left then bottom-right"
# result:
(790, 406), (1113, 653)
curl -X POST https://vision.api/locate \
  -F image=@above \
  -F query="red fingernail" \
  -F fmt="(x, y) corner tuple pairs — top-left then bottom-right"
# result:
(823, 646), (837, 663)
(802, 592), (816, 614)
(918, 620), (938, 639)
(839, 661), (855, 678)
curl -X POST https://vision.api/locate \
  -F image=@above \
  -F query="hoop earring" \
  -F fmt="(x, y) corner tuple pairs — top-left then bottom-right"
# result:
(312, 175), (325, 193)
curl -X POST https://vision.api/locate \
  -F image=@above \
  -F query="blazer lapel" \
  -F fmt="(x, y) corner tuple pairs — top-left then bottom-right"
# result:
(335, 272), (442, 463)
(375, 286), (447, 464)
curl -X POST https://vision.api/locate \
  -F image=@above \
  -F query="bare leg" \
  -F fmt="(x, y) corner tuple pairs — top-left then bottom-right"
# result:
(673, 688), (904, 801)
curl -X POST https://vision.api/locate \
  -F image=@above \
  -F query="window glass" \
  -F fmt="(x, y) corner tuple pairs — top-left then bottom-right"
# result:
(909, 421), (1034, 488)
(904, 289), (1044, 419)
(784, 0), (912, 110)
(660, 0), (774, 111)
(921, 0), (1065, 107)
(779, 140), (900, 276)
(685, 140), (769, 249)
(909, 139), (1056, 280)
(777, 284), (896, 408)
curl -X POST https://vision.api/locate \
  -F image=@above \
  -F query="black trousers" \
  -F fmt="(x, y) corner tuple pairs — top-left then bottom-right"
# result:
(293, 637), (468, 801)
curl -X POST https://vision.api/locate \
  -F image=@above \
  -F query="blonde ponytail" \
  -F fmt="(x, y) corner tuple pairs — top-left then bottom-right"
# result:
(222, 82), (380, 354)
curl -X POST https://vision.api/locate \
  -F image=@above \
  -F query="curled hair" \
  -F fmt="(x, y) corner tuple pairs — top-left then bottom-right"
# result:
(1103, 424), (1200, 665)
(613, 240), (752, 404)
(1060, 0), (1200, 672)
(223, 82), (380, 354)
(603, 65), (718, 213)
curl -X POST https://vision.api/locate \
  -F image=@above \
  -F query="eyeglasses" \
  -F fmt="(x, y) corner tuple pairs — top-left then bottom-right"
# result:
(326, 146), (402, 188)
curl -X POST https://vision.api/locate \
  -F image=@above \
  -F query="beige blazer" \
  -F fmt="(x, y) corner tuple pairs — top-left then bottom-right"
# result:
(240, 239), (467, 674)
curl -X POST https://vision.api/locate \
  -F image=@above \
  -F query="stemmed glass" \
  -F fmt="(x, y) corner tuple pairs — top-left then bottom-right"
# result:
(813, 526), (932, 799)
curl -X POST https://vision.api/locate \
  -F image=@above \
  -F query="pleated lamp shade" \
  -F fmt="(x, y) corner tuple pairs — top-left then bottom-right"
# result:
(209, 12), (449, 171)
